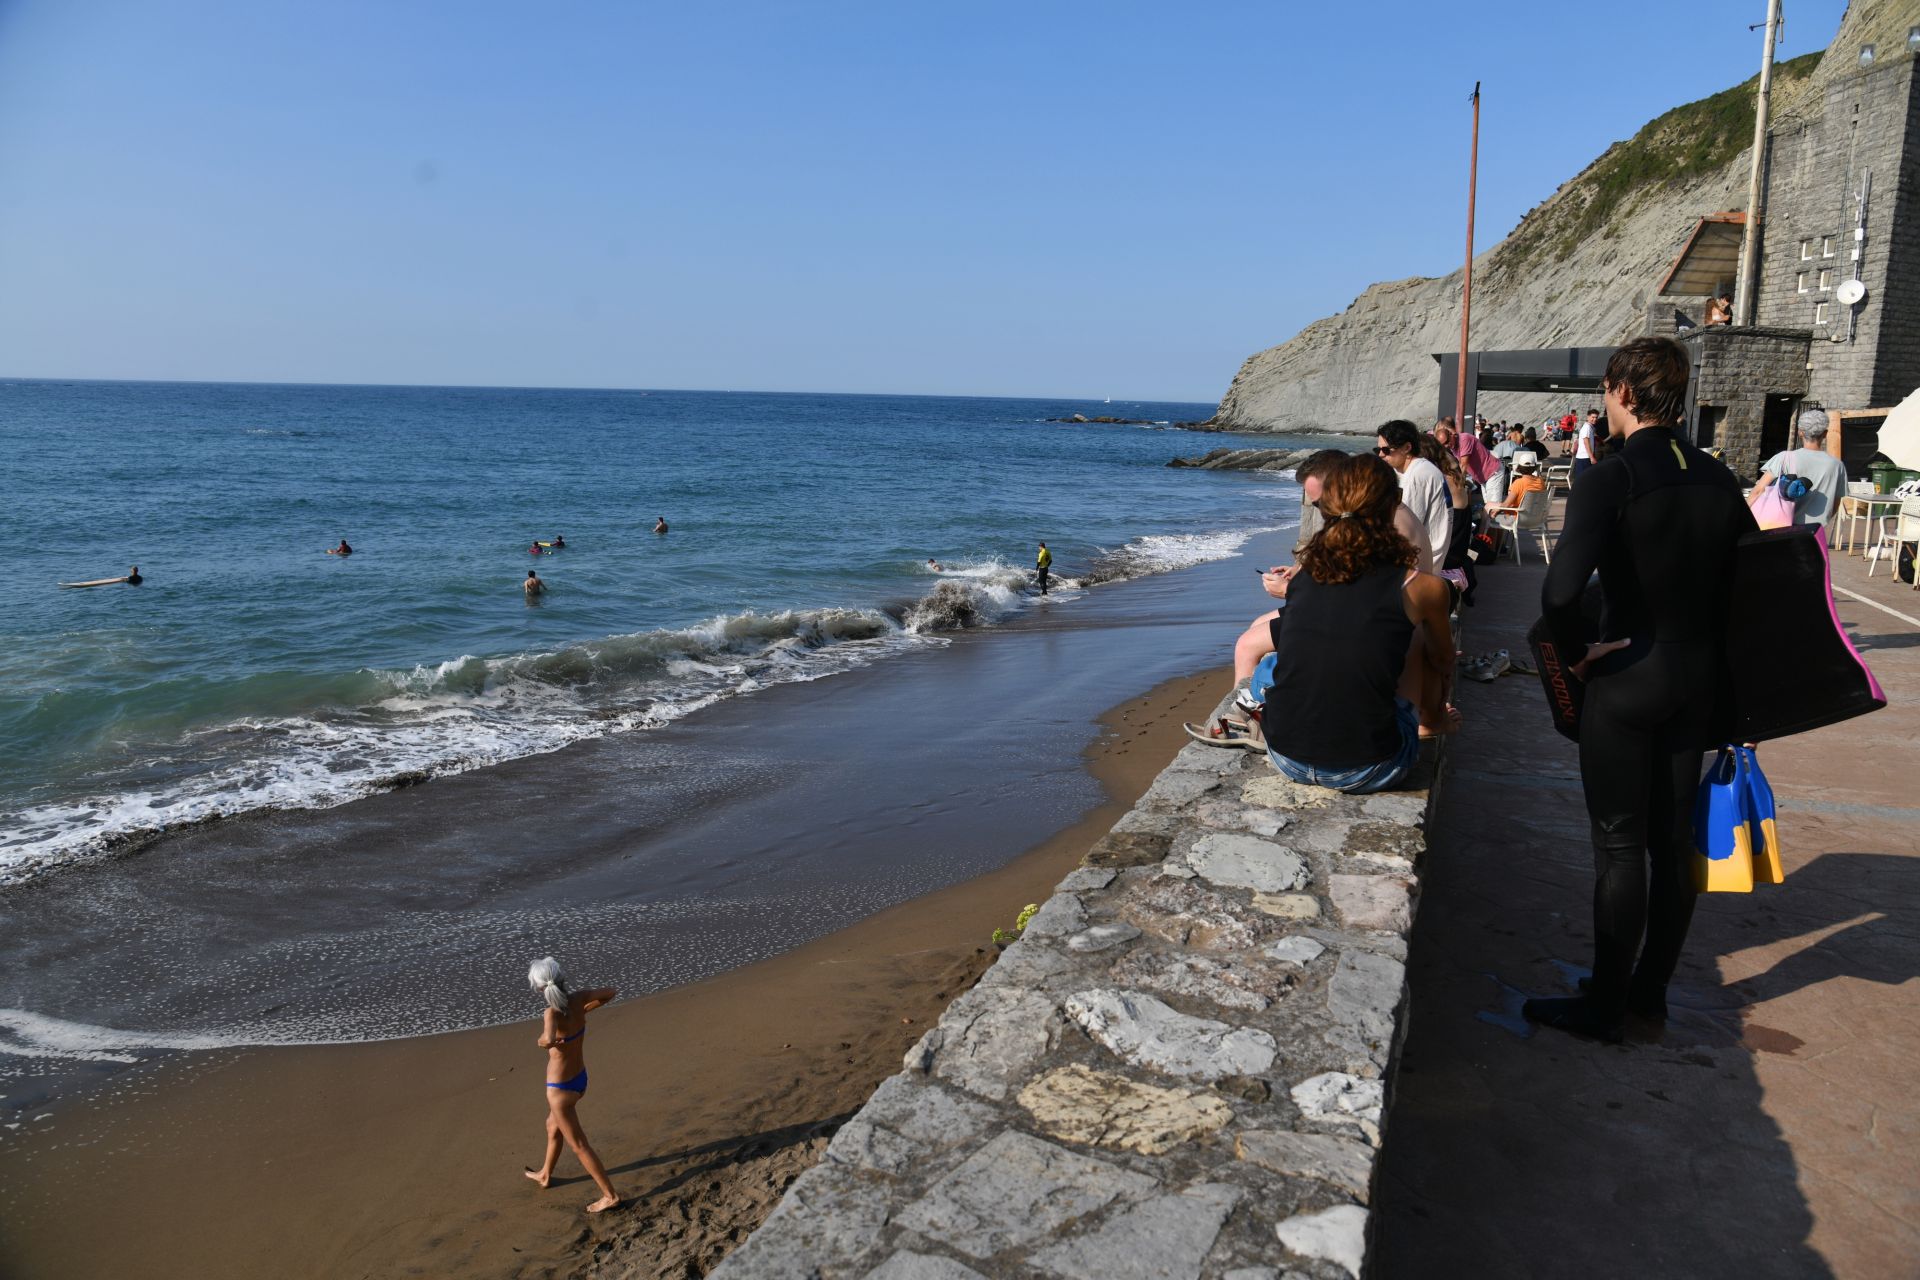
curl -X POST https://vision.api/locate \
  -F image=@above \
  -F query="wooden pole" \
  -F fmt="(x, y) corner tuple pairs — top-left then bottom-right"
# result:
(1455, 82), (1480, 430)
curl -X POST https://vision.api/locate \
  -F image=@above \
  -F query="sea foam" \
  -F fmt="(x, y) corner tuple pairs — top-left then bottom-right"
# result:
(0, 523), (1289, 887)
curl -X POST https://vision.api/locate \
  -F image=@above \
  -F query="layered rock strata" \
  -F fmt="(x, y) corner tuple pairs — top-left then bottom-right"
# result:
(1203, 33), (1860, 435)
(712, 706), (1441, 1280)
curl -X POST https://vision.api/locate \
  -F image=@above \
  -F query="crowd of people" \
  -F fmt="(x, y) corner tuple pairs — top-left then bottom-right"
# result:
(1195, 335), (1825, 1051)
(515, 336), (1860, 1221)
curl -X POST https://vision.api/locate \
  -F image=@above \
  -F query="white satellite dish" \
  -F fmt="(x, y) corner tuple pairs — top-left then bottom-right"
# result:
(1837, 278), (1867, 306)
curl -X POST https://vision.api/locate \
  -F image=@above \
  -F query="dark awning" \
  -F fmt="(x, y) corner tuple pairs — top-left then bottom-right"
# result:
(1432, 346), (1615, 420)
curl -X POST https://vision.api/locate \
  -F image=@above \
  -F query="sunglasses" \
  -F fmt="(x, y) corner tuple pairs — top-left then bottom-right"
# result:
(1374, 445), (1395, 455)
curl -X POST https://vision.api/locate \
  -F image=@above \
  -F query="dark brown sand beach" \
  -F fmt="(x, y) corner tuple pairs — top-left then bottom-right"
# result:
(0, 668), (1227, 1280)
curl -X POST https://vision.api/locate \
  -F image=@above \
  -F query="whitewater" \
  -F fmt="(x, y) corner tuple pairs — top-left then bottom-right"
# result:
(1, 381), (1314, 885)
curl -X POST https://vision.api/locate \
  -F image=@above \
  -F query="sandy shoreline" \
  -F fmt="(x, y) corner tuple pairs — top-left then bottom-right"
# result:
(0, 666), (1229, 1280)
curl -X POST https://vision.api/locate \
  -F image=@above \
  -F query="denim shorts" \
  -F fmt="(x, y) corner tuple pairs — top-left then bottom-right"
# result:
(1266, 698), (1420, 795)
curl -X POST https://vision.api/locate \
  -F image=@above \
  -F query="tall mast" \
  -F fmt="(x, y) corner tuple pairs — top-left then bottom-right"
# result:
(1455, 82), (1480, 429)
(1734, 0), (1782, 325)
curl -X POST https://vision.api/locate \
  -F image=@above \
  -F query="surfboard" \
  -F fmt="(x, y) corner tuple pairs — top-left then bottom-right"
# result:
(60, 577), (131, 588)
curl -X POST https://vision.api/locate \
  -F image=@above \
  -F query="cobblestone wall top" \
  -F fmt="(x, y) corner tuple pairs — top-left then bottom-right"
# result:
(713, 701), (1444, 1280)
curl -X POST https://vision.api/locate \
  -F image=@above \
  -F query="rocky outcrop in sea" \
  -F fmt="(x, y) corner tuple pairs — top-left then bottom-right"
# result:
(1165, 447), (1326, 473)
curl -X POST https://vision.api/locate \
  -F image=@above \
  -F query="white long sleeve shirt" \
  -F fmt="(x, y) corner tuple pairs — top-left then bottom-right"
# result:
(1397, 457), (1452, 575)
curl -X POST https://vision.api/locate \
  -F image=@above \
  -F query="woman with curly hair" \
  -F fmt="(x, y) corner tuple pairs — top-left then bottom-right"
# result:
(1262, 453), (1458, 793)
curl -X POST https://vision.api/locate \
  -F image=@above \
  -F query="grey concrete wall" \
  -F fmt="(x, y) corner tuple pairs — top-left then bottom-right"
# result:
(1756, 49), (1919, 410)
(711, 708), (1443, 1280)
(1682, 327), (1812, 478)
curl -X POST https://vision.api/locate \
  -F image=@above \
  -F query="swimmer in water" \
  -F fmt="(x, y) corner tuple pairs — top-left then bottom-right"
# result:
(653, 516), (668, 535)
(125, 566), (143, 586)
(927, 558), (942, 572)
(553, 535), (566, 549)
(522, 957), (621, 1213)
(530, 540), (547, 556)
(525, 569), (545, 597)
(327, 539), (352, 556)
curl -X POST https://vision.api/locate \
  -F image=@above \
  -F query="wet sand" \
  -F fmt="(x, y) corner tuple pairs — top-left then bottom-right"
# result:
(0, 667), (1229, 1280)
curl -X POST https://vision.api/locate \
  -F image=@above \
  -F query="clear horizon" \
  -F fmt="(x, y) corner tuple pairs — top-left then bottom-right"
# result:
(0, 1), (1841, 402)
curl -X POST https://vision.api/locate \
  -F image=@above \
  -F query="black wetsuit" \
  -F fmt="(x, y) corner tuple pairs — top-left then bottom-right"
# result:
(1532, 425), (1755, 1037)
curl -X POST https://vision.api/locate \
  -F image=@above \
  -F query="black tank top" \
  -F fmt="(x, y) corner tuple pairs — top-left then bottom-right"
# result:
(1267, 563), (1413, 768)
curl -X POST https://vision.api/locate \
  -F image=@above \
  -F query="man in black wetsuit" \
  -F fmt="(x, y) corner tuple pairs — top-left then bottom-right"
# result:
(1524, 337), (1756, 1043)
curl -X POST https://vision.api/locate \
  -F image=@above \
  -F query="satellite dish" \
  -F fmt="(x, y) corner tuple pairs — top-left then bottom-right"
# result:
(1836, 278), (1867, 306)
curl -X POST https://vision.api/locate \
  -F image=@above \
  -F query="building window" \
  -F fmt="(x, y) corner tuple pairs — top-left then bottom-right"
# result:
(1800, 240), (1814, 260)
(1859, 44), (1874, 67)
(1815, 301), (1831, 325)
(1822, 236), (1836, 257)
(1818, 268), (1834, 290)
(1797, 272), (1809, 293)
(1909, 26), (1919, 54)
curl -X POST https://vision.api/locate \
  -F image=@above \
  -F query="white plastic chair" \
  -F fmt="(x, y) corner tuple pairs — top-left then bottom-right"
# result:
(1867, 497), (1920, 589)
(1495, 485), (1555, 565)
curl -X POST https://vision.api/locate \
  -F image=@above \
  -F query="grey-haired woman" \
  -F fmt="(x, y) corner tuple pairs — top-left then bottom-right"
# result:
(522, 957), (621, 1212)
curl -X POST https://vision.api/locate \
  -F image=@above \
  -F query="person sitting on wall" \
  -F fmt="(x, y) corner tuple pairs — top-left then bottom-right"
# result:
(1434, 417), (1500, 489)
(1374, 421), (1452, 577)
(1258, 452), (1459, 793)
(1229, 450), (1435, 712)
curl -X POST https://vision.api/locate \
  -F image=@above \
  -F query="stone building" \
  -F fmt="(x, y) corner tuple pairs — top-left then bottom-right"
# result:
(1662, 7), (1920, 477)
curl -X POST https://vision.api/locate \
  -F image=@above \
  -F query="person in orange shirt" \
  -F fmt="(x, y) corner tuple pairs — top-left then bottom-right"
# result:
(1490, 456), (1547, 517)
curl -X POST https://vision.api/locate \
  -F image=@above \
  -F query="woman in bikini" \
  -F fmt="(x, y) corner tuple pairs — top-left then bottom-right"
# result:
(523, 957), (621, 1212)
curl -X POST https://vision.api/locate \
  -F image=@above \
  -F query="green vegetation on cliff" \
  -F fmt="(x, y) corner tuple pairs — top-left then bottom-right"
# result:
(1507, 50), (1823, 266)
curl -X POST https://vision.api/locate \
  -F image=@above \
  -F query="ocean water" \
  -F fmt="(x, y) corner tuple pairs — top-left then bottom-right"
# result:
(1, 380), (1314, 885)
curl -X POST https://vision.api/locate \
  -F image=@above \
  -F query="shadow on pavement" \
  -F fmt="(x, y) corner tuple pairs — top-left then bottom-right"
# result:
(1370, 550), (1876, 1280)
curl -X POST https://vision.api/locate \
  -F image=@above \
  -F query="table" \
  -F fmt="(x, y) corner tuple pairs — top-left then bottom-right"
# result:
(1838, 494), (1904, 556)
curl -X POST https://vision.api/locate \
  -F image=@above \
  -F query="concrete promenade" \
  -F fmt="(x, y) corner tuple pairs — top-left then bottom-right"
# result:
(1373, 509), (1920, 1278)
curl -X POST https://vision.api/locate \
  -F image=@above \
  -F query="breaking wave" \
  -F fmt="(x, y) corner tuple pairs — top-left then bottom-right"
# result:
(1, 526), (1286, 887)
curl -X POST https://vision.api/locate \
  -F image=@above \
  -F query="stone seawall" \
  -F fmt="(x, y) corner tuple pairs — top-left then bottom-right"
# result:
(712, 703), (1441, 1280)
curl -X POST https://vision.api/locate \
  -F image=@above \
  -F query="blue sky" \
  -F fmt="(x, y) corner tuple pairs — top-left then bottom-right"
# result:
(0, 1), (1844, 401)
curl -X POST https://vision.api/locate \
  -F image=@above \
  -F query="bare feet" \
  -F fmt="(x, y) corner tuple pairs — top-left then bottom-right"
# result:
(524, 1167), (551, 1188)
(1418, 704), (1464, 739)
(586, 1193), (621, 1214)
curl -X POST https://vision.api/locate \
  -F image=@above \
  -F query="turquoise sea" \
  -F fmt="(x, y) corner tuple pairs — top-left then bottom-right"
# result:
(1, 380), (1316, 885)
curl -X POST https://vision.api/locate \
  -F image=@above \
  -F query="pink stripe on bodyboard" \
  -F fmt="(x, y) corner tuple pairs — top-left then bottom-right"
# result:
(1815, 526), (1887, 702)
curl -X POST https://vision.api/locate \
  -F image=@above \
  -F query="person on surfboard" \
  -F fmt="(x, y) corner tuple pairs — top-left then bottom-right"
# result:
(60, 566), (142, 588)
(327, 539), (352, 556)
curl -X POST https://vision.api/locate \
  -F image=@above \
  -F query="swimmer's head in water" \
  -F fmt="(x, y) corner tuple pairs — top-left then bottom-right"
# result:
(527, 570), (537, 578)
(527, 956), (570, 1011)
